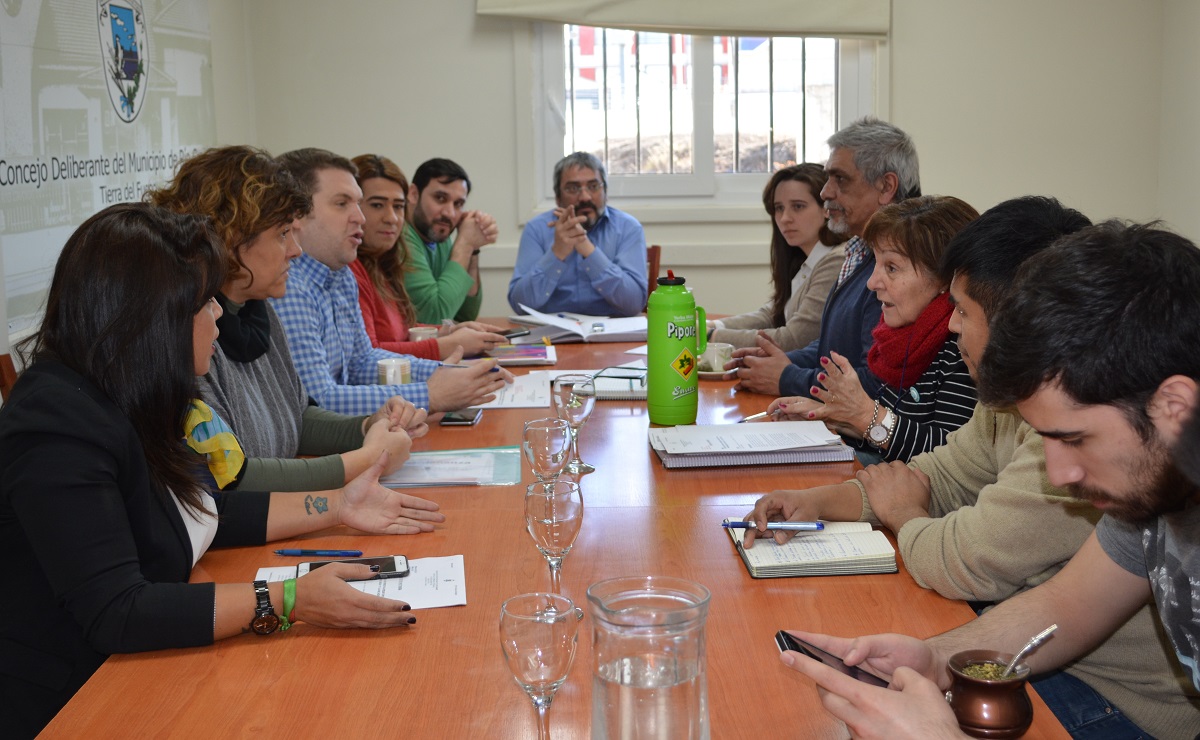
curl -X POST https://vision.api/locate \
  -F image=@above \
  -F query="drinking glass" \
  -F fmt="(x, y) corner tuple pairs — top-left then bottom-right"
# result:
(499, 592), (582, 740)
(552, 374), (596, 474)
(525, 480), (583, 593)
(523, 417), (571, 483)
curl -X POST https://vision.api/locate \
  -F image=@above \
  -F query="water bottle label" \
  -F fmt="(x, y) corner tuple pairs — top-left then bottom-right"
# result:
(666, 321), (698, 339)
(671, 349), (696, 380)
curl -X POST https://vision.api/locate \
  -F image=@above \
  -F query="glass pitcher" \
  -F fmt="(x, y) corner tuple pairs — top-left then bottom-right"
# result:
(587, 576), (711, 739)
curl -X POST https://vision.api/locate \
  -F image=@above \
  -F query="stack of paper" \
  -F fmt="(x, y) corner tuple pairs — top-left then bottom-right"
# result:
(725, 520), (897, 578)
(648, 421), (854, 468)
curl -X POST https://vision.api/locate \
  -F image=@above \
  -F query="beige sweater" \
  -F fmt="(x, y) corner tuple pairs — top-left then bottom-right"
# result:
(853, 404), (1200, 738)
(711, 243), (845, 351)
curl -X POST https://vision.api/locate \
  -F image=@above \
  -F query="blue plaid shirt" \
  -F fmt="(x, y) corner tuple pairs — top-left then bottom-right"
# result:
(271, 253), (440, 414)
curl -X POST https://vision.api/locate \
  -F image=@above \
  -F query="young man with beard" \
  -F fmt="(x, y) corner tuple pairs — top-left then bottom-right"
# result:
(507, 151), (648, 317)
(777, 222), (1200, 739)
(400, 158), (498, 324)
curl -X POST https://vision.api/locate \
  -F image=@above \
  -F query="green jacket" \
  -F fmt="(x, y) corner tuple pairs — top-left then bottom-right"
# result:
(401, 222), (482, 324)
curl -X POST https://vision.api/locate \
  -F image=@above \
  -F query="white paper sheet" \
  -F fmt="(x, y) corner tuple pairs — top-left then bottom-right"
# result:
(475, 371), (551, 408)
(254, 555), (467, 610)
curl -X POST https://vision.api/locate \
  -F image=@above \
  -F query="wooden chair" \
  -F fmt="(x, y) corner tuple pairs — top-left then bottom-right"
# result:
(0, 353), (18, 404)
(645, 244), (662, 309)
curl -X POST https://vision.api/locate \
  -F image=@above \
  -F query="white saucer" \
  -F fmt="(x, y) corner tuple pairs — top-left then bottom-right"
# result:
(698, 370), (737, 381)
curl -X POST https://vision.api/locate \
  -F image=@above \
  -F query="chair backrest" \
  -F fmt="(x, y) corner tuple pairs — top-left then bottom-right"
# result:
(0, 353), (17, 404)
(645, 244), (662, 310)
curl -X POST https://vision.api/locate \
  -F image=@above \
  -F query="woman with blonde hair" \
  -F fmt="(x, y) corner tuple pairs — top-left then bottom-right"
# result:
(350, 154), (506, 359)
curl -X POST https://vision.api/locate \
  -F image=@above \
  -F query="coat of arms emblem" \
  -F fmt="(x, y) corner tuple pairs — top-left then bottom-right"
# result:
(97, 0), (149, 122)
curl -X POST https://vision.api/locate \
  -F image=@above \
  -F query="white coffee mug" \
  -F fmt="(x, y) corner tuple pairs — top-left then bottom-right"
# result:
(699, 342), (734, 372)
(409, 326), (439, 341)
(377, 358), (411, 385)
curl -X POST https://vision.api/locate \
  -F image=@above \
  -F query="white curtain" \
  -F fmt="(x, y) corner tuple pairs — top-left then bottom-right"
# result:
(476, 0), (889, 38)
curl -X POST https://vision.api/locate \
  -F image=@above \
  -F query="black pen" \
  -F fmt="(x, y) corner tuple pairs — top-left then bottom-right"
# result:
(274, 549), (363, 557)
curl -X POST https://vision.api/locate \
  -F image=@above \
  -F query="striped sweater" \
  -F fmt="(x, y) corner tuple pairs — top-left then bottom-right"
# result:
(850, 337), (975, 462)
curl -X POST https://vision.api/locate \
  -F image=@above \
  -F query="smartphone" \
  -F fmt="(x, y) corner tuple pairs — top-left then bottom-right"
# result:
(501, 328), (531, 339)
(774, 630), (889, 687)
(440, 408), (483, 425)
(296, 555), (410, 580)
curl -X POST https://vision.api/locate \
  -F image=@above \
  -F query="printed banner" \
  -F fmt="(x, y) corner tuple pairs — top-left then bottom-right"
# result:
(0, 0), (217, 342)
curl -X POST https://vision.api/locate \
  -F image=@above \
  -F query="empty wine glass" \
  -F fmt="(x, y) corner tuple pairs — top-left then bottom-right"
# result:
(525, 480), (583, 594)
(552, 374), (596, 474)
(523, 417), (571, 484)
(499, 592), (581, 740)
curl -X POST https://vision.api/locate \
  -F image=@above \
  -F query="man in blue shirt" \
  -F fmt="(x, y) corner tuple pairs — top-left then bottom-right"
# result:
(272, 148), (508, 416)
(508, 152), (647, 317)
(732, 117), (920, 399)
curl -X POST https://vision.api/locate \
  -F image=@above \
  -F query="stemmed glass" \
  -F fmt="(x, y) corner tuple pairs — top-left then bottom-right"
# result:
(499, 592), (581, 740)
(524, 480), (583, 594)
(552, 374), (596, 474)
(523, 418), (571, 484)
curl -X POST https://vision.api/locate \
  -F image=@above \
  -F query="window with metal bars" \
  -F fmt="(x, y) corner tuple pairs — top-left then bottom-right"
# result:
(562, 26), (839, 177)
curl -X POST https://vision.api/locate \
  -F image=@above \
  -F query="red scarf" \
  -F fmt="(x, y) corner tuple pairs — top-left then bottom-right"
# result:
(867, 293), (953, 389)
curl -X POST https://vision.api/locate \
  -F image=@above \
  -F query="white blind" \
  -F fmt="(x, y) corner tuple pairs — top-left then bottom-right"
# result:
(476, 0), (890, 39)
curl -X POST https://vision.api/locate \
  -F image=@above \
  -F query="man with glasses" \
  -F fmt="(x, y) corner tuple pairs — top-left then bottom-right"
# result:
(508, 152), (648, 317)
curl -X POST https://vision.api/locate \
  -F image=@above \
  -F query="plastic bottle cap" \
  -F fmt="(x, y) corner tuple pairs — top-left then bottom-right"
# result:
(657, 269), (685, 286)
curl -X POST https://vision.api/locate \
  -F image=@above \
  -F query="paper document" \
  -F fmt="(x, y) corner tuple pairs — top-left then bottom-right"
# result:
(476, 371), (551, 408)
(380, 446), (522, 487)
(511, 305), (647, 344)
(649, 421), (842, 455)
(254, 555), (468, 609)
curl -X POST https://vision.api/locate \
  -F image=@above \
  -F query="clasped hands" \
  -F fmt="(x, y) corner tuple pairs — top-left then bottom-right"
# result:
(549, 205), (596, 259)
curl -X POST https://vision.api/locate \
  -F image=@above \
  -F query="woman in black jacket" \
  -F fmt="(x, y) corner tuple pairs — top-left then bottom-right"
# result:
(0, 203), (444, 738)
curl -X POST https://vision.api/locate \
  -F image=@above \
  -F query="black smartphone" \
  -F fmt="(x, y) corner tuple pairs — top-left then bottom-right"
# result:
(501, 328), (531, 339)
(440, 408), (483, 425)
(774, 630), (889, 687)
(296, 555), (410, 580)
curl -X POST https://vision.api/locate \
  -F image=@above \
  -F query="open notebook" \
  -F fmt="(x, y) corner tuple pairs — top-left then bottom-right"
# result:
(724, 519), (897, 578)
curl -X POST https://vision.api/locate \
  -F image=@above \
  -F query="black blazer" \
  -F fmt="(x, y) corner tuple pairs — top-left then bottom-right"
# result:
(0, 361), (270, 738)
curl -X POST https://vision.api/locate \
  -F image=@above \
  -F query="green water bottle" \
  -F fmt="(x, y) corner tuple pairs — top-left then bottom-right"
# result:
(647, 270), (706, 426)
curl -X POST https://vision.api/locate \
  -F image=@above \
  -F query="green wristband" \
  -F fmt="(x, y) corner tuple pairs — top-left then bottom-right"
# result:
(280, 578), (296, 631)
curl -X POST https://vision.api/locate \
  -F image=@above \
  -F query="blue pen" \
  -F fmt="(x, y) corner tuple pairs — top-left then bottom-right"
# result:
(274, 549), (363, 557)
(721, 521), (824, 532)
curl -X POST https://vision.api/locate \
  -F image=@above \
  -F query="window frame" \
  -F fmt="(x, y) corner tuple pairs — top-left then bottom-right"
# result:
(520, 24), (884, 225)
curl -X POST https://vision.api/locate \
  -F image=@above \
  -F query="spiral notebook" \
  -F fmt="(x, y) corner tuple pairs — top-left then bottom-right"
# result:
(724, 519), (897, 578)
(648, 421), (855, 469)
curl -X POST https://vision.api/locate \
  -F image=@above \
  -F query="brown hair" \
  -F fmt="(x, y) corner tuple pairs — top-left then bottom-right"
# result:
(351, 154), (416, 326)
(863, 195), (979, 282)
(19, 203), (225, 515)
(146, 146), (310, 291)
(762, 164), (839, 326)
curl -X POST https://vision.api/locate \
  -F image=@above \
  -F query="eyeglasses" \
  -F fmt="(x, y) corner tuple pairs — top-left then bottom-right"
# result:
(561, 181), (604, 196)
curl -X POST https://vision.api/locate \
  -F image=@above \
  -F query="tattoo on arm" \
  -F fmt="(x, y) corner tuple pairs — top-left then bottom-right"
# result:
(303, 495), (329, 515)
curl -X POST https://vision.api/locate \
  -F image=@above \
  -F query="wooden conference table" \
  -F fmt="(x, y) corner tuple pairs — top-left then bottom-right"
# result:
(42, 340), (1068, 739)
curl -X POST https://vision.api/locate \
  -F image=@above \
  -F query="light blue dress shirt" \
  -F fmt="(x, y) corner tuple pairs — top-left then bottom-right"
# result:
(507, 205), (648, 317)
(271, 253), (440, 414)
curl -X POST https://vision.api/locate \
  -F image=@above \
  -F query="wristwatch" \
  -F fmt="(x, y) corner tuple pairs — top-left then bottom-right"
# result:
(866, 408), (896, 449)
(250, 580), (281, 635)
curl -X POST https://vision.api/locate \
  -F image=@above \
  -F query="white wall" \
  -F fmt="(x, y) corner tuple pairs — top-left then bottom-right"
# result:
(208, 0), (1198, 317)
(1159, 0), (1200, 240)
